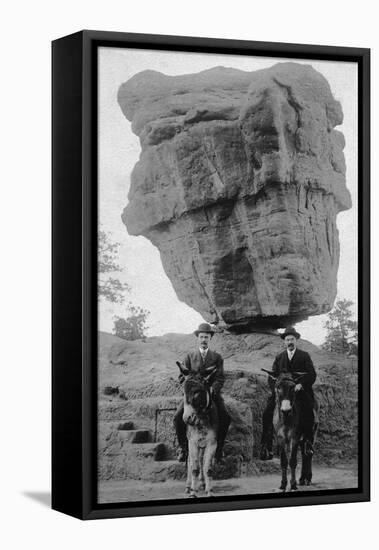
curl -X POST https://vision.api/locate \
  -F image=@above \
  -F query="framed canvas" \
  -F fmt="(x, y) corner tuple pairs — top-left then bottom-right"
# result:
(52, 30), (370, 520)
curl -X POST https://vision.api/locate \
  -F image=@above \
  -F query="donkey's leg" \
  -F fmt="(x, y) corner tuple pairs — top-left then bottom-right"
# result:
(279, 443), (288, 491)
(189, 440), (200, 497)
(184, 429), (191, 494)
(300, 441), (313, 485)
(289, 441), (299, 491)
(301, 453), (311, 486)
(204, 441), (217, 497)
(305, 458), (313, 486)
(306, 451), (313, 485)
(299, 440), (306, 486)
(185, 438), (192, 495)
(185, 453), (191, 495)
(306, 421), (318, 485)
(199, 448), (205, 491)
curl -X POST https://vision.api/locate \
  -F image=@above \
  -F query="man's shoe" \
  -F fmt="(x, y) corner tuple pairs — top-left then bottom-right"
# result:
(260, 446), (274, 461)
(177, 448), (188, 462)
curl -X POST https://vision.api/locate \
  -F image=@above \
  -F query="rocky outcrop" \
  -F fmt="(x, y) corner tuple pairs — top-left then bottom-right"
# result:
(118, 63), (351, 329)
(98, 331), (358, 481)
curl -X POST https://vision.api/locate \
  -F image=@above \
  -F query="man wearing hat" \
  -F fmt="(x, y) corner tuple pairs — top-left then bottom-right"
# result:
(260, 326), (317, 460)
(174, 322), (231, 463)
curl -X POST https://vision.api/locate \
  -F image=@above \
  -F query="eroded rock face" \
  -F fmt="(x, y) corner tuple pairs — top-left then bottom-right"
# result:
(118, 63), (351, 329)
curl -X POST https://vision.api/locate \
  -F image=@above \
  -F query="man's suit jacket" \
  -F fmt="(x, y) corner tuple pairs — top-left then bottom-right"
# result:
(269, 348), (316, 394)
(183, 349), (225, 394)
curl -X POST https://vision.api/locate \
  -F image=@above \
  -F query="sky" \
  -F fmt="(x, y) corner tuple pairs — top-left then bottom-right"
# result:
(98, 47), (358, 346)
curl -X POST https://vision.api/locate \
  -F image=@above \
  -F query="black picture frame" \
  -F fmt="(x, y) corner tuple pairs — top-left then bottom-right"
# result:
(52, 30), (370, 520)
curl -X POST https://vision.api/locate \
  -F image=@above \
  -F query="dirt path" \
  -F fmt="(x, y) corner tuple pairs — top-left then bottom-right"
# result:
(98, 465), (357, 504)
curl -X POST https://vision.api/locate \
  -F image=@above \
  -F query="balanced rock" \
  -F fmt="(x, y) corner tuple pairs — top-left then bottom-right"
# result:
(118, 63), (351, 329)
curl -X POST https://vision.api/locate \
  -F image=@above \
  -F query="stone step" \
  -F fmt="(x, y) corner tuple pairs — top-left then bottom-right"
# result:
(118, 421), (134, 430)
(99, 442), (174, 481)
(102, 436), (167, 459)
(117, 429), (153, 444)
(99, 420), (135, 431)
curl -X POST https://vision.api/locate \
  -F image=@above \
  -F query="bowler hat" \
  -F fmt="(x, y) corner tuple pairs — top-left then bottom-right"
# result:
(194, 322), (215, 337)
(280, 326), (301, 340)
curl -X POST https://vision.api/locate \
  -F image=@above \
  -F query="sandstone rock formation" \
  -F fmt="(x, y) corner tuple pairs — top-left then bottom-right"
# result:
(118, 63), (351, 329)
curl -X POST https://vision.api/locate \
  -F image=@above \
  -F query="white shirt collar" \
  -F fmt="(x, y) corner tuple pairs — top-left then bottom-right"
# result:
(199, 348), (209, 357)
(287, 348), (296, 360)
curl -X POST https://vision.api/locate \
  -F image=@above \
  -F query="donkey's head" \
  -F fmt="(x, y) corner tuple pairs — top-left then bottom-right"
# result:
(262, 369), (306, 414)
(176, 361), (216, 424)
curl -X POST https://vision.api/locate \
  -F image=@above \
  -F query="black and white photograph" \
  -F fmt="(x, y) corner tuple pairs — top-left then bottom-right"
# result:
(3, 0), (378, 542)
(97, 46), (361, 504)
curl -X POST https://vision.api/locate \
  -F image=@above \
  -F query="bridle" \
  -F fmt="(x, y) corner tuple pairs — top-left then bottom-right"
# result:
(176, 361), (217, 413)
(275, 375), (298, 413)
(261, 367), (306, 404)
(185, 374), (213, 415)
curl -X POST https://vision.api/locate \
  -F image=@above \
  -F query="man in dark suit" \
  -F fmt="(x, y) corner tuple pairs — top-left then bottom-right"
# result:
(260, 327), (317, 460)
(174, 322), (231, 463)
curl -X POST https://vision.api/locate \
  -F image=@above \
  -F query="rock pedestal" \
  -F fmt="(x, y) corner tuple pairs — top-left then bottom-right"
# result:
(98, 331), (358, 481)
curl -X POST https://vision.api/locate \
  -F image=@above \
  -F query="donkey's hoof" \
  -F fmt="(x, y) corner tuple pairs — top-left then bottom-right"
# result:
(189, 491), (197, 498)
(299, 478), (306, 486)
(184, 487), (191, 494)
(205, 490), (214, 497)
(290, 484), (298, 491)
(198, 483), (205, 492)
(306, 479), (312, 486)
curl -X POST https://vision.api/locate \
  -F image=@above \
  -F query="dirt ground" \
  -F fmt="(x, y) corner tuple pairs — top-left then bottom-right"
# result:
(98, 464), (358, 503)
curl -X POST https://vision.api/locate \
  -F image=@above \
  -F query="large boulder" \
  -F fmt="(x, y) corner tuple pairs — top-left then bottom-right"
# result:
(118, 63), (351, 329)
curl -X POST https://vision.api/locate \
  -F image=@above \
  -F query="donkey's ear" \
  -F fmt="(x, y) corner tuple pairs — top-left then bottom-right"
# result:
(261, 368), (278, 379)
(176, 361), (190, 375)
